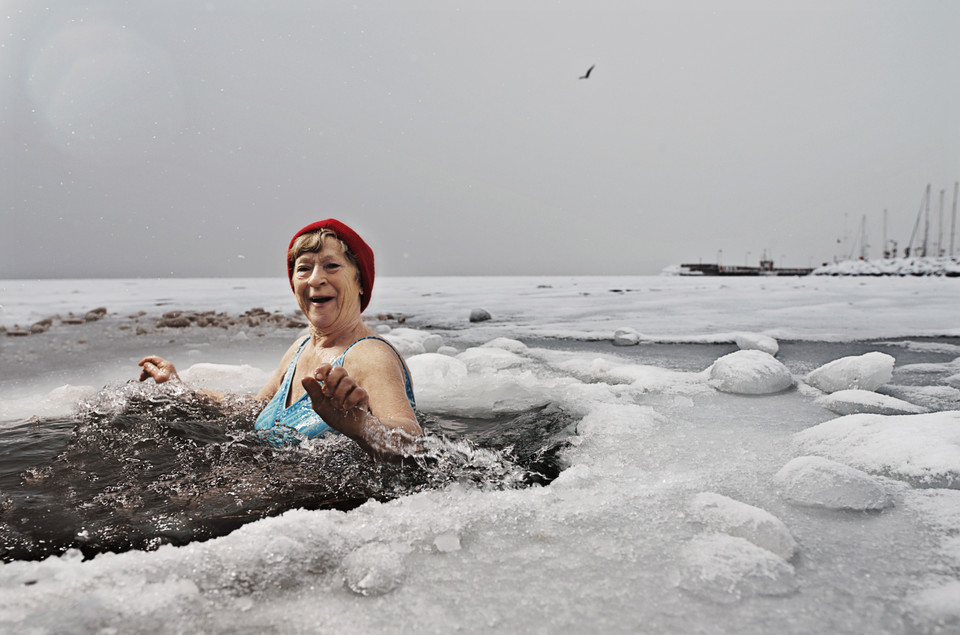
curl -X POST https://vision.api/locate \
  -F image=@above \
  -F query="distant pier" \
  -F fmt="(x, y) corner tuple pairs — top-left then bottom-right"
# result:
(677, 261), (814, 276)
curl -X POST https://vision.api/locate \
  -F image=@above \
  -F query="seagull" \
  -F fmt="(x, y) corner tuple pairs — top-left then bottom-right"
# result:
(579, 64), (595, 79)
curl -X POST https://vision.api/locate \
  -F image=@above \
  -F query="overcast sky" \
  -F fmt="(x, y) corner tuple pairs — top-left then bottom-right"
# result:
(2, 0), (958, 279)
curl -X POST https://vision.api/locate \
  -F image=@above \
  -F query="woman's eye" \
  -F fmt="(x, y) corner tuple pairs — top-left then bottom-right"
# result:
(324, 263), (341, 271)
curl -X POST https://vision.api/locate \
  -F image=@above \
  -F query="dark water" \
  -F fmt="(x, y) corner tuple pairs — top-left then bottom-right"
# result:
(0, 382), (574, 563)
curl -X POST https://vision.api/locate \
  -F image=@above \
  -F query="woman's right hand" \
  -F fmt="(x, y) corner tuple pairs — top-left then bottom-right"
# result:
(138, 356), (181, 384)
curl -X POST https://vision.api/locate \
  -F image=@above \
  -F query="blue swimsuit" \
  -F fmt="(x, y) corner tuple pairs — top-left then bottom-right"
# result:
(254, 336), (416, 443)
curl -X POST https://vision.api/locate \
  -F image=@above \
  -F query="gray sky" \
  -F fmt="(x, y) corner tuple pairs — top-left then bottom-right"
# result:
(2, 0), (958, 278)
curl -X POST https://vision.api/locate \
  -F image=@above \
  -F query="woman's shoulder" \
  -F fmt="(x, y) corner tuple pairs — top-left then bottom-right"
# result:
(342, 335), (404, 367)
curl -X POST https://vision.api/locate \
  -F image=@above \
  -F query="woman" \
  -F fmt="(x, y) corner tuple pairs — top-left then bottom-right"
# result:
(138, 219), (422, 459)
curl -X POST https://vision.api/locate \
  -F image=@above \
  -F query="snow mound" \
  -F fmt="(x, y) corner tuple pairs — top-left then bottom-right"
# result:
(816, 389), (927, 416)
(677, 534), (797, 604)
(708, 350), (794, 395)
(613, 327), (641, 346)
(805, 352), (894, 393)
(689, 492), (797, 560)
(774, 456), (894, 511)
(734, 332), (779, 356)
(794, 411), (960, 489)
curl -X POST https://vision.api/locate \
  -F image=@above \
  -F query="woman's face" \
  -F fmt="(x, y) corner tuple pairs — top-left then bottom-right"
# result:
(291, 237), (363, 332)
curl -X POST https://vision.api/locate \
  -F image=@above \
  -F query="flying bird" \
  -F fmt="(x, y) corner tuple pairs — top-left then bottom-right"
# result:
(579, 64), (595, 79)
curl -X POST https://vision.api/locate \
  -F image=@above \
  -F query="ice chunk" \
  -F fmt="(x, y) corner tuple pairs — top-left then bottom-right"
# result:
(794, 411), (960, 488)
(405, 352), (552, 416)
(406, 353), (469, 387)
(816, 389), (927, 416)
(422, 334), (443, 353)
(613, 327), (641, 346)
(708, 350), (794, 395)
(677, 534), (797, 603)
(480, 337), (528, 353)
(341, 542), (406, 596)
(382, 328), (429, 357)
(433, 531), (461, 553)
(805, 352), (894, 393)
(689, 492), (797, 560)
(734, 332), (779, 356)
(456, 347), (527, 372)
(179, 363), (271, 394)
(773, 456), (894, 510)
(0, 384), (97, 420)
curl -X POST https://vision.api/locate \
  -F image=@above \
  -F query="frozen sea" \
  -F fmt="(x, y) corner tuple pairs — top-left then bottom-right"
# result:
(1, 275), (960, 634)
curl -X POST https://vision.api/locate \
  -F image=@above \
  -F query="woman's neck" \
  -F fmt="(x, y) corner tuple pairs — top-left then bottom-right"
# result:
(308, 320), (371, 349)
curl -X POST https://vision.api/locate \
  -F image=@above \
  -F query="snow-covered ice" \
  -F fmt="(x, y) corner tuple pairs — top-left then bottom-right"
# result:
(1, 275), (959, 633)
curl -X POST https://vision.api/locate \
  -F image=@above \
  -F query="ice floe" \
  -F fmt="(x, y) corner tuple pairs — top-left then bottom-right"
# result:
(708, 350), (794, 395)
(688, 492), (797, 560)
(793, 412), (960, 488)
(734, 332), (779, 356)
(805, 352), (895, 393)
(773, 455), (895, 511)
(677, 534), (797, 603)
(815, 389), (927, 415)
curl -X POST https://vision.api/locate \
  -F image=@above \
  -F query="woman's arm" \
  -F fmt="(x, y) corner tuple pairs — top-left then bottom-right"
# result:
(137, 336), (306, 403)
(301, 340), (421, 460)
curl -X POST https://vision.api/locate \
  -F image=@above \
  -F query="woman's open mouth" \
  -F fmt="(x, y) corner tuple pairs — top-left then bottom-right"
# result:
(310, 296), (334, 305)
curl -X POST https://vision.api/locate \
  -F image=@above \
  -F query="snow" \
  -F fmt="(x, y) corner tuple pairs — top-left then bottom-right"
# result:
(812, 256), (960, 277)
(1, 275), (960, 633)
(805, 351), (895, 393)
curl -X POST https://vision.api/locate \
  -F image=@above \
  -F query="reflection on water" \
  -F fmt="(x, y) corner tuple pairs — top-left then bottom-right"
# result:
(0, 382), (573, 562)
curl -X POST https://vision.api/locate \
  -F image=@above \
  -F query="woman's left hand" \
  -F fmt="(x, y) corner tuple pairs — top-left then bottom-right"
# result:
(301, 364), (370, 439)
(302, 363), (420, 460)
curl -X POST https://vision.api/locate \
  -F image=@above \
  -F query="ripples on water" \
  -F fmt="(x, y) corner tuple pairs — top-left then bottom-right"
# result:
(0, 382), (574, 562)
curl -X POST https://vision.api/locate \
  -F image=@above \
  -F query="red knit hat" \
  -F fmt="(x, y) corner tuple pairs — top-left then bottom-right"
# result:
(287, 219), (375, 312)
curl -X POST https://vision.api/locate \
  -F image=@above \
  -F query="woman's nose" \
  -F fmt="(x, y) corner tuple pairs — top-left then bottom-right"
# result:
(307, 266), (326, 285)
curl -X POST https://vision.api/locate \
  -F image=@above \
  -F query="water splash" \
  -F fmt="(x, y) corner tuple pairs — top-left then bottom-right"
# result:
(0, 382), (572, 561)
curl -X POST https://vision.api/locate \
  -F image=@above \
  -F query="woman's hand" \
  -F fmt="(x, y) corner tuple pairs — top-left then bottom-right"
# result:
(138, 356), (181, 384)
(301, 364), (370, 438)
(302, 364), (420, 460)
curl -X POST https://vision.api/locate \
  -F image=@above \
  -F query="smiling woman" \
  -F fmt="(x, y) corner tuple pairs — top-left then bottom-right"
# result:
(138, 219), (422, 459)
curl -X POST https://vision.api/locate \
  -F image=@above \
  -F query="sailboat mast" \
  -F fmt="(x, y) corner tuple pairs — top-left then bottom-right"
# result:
(883, 209), (888, 258)
(938, 189), (945, 257)
(951, 181), (958, 258)
(906, 184), (928, 257)
(922, 183), (931, 257)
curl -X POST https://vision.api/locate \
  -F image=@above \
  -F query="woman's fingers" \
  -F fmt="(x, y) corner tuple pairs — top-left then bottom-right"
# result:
(308, 365), (369, 411)
(137, 356), (178, 383)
